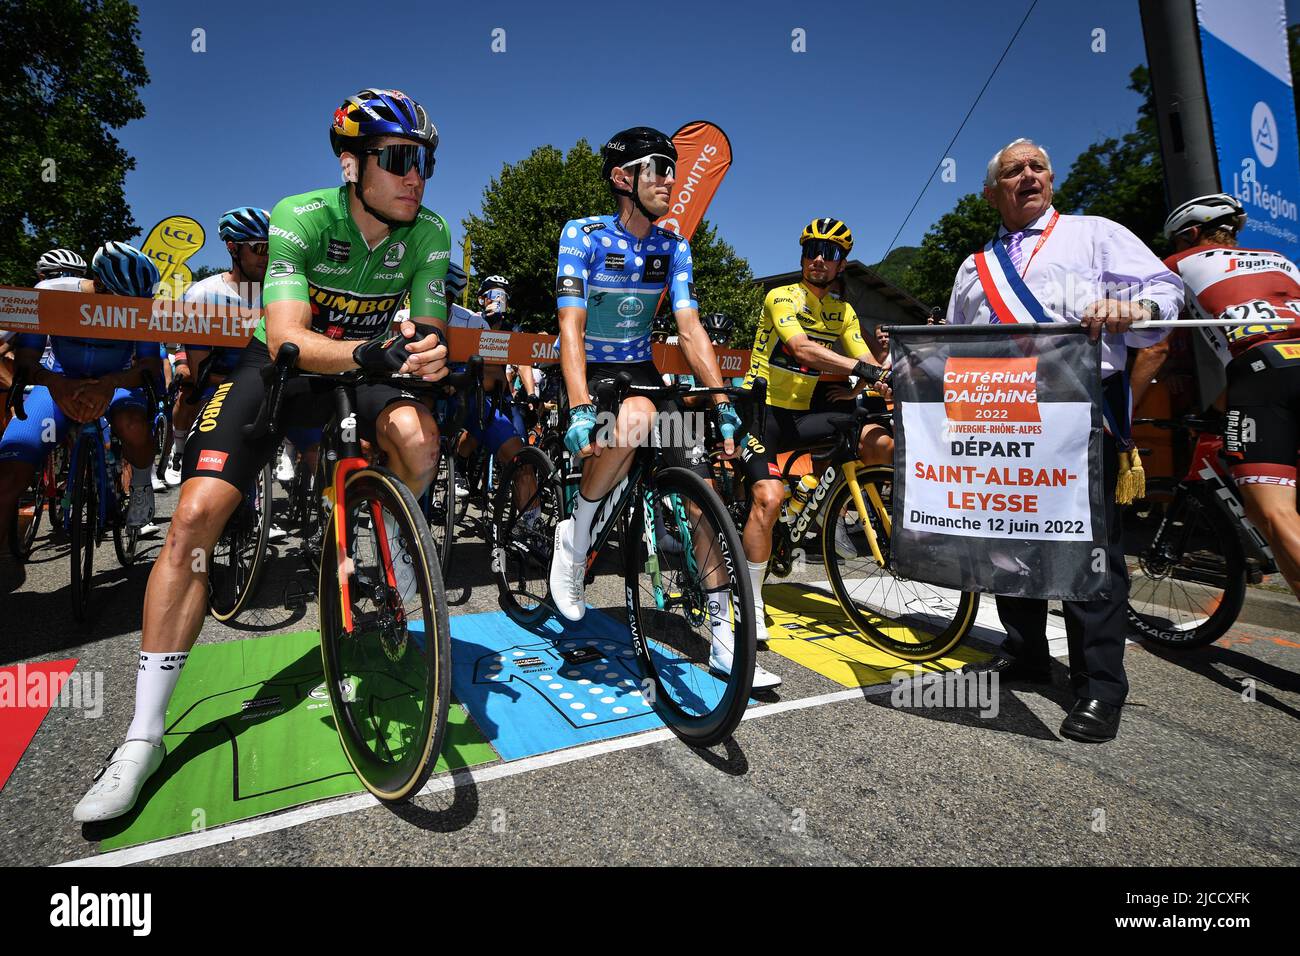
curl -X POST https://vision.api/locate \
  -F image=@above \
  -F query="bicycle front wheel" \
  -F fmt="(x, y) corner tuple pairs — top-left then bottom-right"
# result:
(209, 461), (273, 622)
(1124, 480), (1246, 649)
(318, 466), (451, 801)
(68, 444), (98, 623)
(10, 463), (46, 560)
(624, 466), (755, 747)
(823, 466), (978, 661)
(491, 445), (562, 626)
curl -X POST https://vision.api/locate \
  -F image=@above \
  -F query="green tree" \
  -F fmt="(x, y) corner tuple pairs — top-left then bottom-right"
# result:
(900, 194), (1002, 308)
(870, 245), (921, 289)
(463, 139), (760, 339)
(189, 264), (226, 283)
(0, 0), (149, 285)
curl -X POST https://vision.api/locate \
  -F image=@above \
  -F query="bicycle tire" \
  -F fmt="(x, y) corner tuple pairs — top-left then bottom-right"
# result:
(112, 459), (140, 567)
(68, 443), (97, 623)
(10, 465), (46, 560)
(1124, 479), (1247, 649)
(623, 465), (755, 747)
(209, 461), (274, 622)
(318, 467), (450, 801)
(491, 444), (562, 626)
(426, 439), (456, 570)
(822, 466), (978, 661)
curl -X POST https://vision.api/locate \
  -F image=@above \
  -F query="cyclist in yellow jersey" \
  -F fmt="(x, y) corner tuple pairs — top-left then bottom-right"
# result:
(736, 218), (893, 645)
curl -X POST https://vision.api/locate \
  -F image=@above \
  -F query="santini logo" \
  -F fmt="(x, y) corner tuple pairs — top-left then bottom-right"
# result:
(50, 886), (152, 936)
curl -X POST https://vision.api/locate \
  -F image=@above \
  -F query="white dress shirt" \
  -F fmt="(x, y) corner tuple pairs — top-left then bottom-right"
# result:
(946, 206), (1185, 377)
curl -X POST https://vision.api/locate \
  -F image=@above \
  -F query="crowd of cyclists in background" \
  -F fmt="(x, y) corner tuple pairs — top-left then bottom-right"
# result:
(0, 84), (1295, 824)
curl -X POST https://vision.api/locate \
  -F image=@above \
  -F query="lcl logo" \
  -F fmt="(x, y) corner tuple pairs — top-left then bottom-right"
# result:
(163, 225), (197, 244)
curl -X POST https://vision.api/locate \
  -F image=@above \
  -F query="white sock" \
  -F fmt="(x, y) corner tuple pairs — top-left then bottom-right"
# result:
(748, 560), (767, 618)
(570, 493), (600, 555)
(707, 588), (734, 661)
(125, 651), (189, 746)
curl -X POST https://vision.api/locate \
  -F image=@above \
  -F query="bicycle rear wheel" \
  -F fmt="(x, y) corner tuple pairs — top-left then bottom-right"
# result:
(1123, 479), (1246, 648)
(68, 444), (98, 623)
(10, 462), (47, 560)
(624, 466), (754, 746)
(822, 466), (978, 661)
(491, 445), (562, 626)
(209, 461), (273, 622)
(112, 459), (140, 567)
(318, 466), (450, 801)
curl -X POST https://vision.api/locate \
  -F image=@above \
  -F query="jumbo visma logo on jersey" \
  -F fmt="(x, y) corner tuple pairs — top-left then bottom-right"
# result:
(308, 283), (403, 337)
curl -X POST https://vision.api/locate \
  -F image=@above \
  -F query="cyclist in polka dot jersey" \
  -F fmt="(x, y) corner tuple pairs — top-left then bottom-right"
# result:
(550, 127), (752, 689)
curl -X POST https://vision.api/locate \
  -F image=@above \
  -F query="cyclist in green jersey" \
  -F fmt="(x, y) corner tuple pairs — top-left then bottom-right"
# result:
(73, 87), (452, 823)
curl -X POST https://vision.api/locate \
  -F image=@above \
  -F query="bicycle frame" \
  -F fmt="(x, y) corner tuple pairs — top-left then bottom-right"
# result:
(64, 418), (116, 533)
(1182, 431), (1276, 567)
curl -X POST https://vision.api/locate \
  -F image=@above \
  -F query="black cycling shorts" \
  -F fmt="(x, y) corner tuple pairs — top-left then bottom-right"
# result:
(181, 337), (425, 491)
(1224, 340), (1300, 487)
(571, 360), (709, 478)
(736, 406), (849, 486)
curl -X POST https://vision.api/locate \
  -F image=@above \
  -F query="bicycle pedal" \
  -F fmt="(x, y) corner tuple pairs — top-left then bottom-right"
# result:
(283, 581), (312, 610)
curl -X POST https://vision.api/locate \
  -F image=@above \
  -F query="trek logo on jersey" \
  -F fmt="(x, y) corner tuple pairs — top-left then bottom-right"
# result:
(605, 253), (626, 272)
(327, 239), (351, 262)
(644, 256), (669, 283)
(383, 242), (406, 268)
(196, 451), (229, 472)
(556, 276), (585, 298)
(268, 260), (296, 279)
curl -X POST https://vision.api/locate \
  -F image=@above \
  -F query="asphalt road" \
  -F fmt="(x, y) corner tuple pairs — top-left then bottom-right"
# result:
(1, 480), (1297, 867)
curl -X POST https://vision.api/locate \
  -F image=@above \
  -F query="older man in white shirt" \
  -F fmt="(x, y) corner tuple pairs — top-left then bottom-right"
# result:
(947, 138), (1184, 743)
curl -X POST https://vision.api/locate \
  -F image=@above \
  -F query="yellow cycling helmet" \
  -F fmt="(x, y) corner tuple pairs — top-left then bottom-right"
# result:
(800, 217), (854, 253)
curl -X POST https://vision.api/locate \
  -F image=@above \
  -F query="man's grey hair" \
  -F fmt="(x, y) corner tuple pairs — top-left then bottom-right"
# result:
(985, 138), (1053, 189)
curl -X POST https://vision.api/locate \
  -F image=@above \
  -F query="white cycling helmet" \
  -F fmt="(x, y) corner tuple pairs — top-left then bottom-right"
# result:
(1163, 193), (1246, 239)
(35, 248), (87, 278)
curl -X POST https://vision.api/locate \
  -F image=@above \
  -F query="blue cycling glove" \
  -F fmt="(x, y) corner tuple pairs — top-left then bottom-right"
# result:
(716, 402), (742, 443)
(565, 404), (598, 455)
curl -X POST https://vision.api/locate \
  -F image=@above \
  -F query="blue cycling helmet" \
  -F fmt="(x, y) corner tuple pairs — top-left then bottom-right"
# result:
(445, 261), (467, 299)
(92, 241), (160, 297)
(330, 88), (438, 156)
(218, 206), (270, 243)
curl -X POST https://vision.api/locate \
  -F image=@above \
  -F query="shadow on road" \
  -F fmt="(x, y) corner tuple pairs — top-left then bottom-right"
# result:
(1136, 638), (1300, 721)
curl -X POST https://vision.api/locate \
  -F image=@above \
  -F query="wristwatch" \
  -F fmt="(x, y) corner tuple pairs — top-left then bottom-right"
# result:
(1136, 298), (1160, 322)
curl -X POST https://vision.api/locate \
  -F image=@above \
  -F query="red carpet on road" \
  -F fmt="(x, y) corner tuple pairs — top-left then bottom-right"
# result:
(0, 659), (78, 792)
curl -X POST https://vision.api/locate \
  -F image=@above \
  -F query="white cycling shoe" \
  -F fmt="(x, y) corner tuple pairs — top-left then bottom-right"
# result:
(275, 450), (295, 483)
(834, 515), (861, 560)
(72, 739), (165, 823)
(164, 460), (183, 487)
(709, 634), (782, 690)
(150, 471), (167, 493)
(549, 518), (587, 622)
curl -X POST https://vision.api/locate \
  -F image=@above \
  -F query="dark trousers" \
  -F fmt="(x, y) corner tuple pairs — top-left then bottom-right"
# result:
(994, 429), (1130, 706)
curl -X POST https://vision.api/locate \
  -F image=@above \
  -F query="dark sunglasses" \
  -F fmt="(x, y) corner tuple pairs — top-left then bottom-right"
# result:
(237, 241), (269, 256)
(364, 143), (436, 179)
(622, 155), (676, 179)
(801, 240), (846, 262)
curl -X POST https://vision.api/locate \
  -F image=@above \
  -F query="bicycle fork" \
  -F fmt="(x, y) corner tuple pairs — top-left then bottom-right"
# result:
(839, 462), (889, 568)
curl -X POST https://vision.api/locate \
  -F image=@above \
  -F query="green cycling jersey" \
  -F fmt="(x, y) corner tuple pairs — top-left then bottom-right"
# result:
(257, 185), (451, 344)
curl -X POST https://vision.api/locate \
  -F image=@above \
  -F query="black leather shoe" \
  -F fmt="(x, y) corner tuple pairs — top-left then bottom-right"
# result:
(1060, 698), (1122, 743)
(961, 656), (1051, 684)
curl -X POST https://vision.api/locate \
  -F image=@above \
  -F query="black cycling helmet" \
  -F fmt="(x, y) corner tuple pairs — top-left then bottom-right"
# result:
(701, 312), (732, 344)
(601, 127), (677, 222)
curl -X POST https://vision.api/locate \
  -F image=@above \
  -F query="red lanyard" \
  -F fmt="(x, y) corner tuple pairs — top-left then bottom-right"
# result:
(1011, 210), (1059, 278)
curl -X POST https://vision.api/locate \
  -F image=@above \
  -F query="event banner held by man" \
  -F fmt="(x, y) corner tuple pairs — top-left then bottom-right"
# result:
(890, 326), (1107, 601)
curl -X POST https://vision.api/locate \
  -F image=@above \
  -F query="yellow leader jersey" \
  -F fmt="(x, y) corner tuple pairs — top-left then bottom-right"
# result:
(743, 281), (871, 410)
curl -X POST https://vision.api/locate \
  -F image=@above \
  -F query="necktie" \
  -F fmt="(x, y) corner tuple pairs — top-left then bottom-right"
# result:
(1003, 229), (1027, 274)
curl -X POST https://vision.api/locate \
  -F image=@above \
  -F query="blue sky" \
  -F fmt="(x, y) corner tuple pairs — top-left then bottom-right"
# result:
(121, 0), (1299, 278)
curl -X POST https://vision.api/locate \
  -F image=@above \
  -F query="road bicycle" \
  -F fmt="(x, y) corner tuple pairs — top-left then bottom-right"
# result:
(249, 341), (480, 800)
(492, 373), (758, 746)
(1123, 413), (1286, 648)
